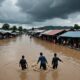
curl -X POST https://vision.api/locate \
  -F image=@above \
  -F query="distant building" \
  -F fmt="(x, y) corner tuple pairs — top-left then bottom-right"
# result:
(41, 30), (66, 43)
(60, 31), (80, 48)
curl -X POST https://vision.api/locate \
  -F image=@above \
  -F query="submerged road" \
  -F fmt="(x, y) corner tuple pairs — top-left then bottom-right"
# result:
(0, 35), (80, 80)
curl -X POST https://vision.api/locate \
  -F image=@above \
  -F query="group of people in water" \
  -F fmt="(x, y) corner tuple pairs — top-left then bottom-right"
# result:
(19, 52), (63, 70)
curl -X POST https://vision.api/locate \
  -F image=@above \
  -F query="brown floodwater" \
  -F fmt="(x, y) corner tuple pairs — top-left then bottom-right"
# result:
(0, 35), (80, 80)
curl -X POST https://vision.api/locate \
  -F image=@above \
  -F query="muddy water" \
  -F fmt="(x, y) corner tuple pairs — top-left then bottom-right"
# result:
(0, 35), (80, 80)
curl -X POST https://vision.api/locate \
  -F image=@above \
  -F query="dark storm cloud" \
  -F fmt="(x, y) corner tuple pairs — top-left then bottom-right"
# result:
(0, 0), (5, 6)
(17, 0), (80, 22)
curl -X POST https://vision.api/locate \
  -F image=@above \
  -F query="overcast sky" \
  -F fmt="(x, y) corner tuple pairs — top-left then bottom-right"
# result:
(0, 0), (80, 28)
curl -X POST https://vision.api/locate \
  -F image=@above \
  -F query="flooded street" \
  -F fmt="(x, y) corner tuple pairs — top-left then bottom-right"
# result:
(0, 35), (80, 80)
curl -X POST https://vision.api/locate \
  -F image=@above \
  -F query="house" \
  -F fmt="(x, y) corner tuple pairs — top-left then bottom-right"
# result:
(41, 30), (66, 43)
(60, 31), (80, 48)
(0, 29), (19, 39)
(31, 30), (45, 37)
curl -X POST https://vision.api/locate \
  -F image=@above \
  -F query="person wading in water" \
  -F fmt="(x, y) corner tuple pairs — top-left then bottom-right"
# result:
(37, 52), (48, 70)
(19, 55), (28, 70)
(52, 53), (63, 69)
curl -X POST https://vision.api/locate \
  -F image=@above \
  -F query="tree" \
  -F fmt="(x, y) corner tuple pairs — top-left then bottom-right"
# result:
(2, 23), (10, 30)
(74, 24), (80, 30)
(12, 26), (17, 32)
(32, 27), (34, 30)
(18, 26), (23, 32)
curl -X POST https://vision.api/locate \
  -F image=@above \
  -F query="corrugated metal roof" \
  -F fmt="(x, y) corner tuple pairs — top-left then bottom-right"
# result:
(0, 30), (12, 34)
(42, 30), (64, 35)
(60, 31), (80, 38)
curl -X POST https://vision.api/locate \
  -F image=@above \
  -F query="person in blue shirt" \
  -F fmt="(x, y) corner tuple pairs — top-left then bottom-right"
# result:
(37, 52), (48, 70)
(52, 53), (63, 69)
(19, 55), (28, 70)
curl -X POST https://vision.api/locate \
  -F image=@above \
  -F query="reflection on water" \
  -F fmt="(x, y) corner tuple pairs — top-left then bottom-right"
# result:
(39, 71), (46, 80)
(33, 38), (55, 51)
(19, 71), (27, 80)
(52, 70), (59, 80)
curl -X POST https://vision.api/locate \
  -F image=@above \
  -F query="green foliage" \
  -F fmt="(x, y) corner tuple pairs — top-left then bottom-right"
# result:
(18, 26), (23, 32)
(32, 27), (34, 30)
(12, 26), (17, 32)
(74, 24), (80, 29)
(38, 26), (72, 30)
(2, 23), (10, 30)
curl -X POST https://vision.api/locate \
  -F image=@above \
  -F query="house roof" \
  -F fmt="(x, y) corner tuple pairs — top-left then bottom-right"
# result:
(42, 30), (64, 36)
(60, 31), (80, 38)
(0, 30), (12, 34)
